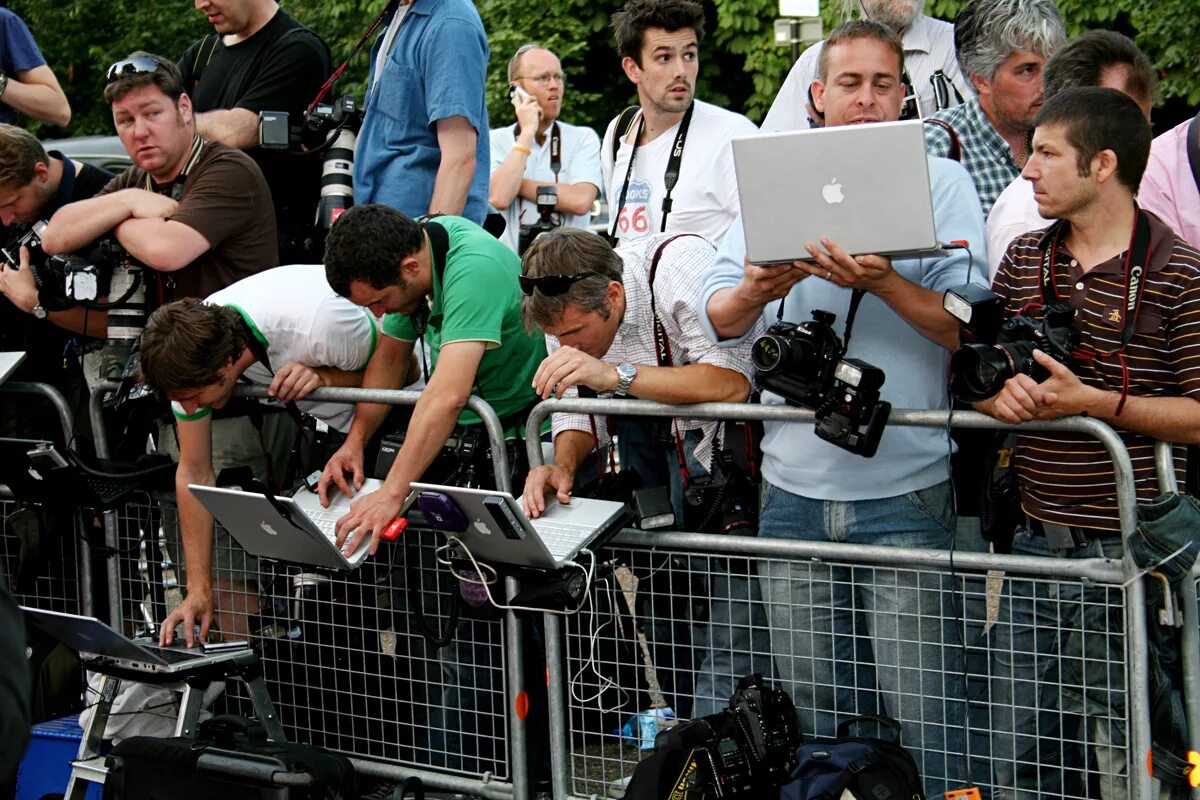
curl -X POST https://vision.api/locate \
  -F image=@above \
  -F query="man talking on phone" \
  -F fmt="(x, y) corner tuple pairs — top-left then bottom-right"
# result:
(487, 43), (602, 254)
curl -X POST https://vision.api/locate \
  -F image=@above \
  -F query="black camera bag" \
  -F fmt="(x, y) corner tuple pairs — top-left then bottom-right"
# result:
(104, 715), (357, 800)
(779, 715), (924, 800)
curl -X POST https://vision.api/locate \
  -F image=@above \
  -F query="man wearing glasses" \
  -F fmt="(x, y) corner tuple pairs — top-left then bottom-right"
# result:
(488, 43), (602, 254)
(519, 227), (771, 717)
(39, 52), (277, 307)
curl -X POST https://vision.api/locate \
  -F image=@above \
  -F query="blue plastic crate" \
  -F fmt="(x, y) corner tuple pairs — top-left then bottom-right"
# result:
(15, 715), (103, 800)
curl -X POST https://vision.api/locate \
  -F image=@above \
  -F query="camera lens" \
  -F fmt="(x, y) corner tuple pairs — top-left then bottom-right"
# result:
(753, 333), (815, 374)
(949, 344), (1017, 402)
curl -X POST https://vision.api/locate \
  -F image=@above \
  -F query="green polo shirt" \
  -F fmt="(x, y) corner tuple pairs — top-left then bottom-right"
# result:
(382, 216), (545, 426)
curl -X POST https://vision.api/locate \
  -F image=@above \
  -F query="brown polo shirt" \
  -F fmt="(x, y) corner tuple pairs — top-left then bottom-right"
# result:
(101, 138), (278, 306)
(992, 210), (1200, 532)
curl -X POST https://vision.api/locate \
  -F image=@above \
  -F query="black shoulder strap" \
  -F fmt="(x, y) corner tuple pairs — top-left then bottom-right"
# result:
(423, 219), (450, 284)
(1188, 111), (1200, 193)
(190, 34), (221, 89)
(610, 105), (641, 164)
(238, 318), (304, 428)
(924, 117), (961, 163)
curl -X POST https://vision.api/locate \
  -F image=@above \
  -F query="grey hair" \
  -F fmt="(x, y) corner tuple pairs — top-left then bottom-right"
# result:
(507, 43), (548, 83)
(835, 0), (926, 33)
(954, 0), (1066, 83)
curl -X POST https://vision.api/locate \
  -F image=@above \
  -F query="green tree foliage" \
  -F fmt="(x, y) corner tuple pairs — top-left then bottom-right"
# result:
(7, 0), (1200, 140)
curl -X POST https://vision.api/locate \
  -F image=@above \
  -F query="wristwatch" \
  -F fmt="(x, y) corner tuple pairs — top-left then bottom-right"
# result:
(615, 362), (637, 396)
(31, 303), (47, 320)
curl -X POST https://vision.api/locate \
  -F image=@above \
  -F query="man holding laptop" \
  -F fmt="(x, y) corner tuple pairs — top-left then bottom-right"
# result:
(698, 20), (987, 795)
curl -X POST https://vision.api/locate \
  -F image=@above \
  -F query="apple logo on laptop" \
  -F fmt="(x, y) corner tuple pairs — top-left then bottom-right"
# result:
(260, 521), (279, 536)
(473, 520), (493, 536)
(822, 179), (845, 204)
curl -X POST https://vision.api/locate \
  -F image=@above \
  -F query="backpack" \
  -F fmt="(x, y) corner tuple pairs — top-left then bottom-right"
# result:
(780, 716), (924, 800)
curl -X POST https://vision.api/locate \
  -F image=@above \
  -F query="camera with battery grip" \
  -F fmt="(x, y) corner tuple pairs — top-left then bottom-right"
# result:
(943, 284), (1080, 402)
(517, 185), (561, 255)
(2, 222), (150, 383)
(751, 309), (891, 457)
(648, 673), (800, 799)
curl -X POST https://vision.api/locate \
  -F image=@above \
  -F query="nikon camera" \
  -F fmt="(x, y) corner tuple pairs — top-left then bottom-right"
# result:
(944, 284), (1080, 402)
(657, 673), (800, 799)
(751, 309), (891, 457)
(517, 185), (560, 255)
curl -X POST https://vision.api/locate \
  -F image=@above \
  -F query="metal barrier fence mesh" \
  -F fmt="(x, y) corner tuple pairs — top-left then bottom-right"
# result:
(115, 499), (512, 782)
(0, 498), (85, 614)
(561, 543), (1131, 800)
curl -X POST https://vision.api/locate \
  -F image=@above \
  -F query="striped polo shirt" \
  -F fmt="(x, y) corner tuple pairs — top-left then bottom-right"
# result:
(992, 210), (1200, 532)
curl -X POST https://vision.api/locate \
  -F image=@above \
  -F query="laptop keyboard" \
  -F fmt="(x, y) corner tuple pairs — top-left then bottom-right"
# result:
(532, 519), (594, 560)
(305, 508), (341, 538)
(144, 645), (205, 664)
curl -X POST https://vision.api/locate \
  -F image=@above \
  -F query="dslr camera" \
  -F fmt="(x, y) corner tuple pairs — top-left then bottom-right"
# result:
(752, 309), (891, 457)
(517, 185), (560, 255)
(259, 95), (364, 233)
(944, 284), (1080, 402)
(683, 449), (756, 536)
(658, 673), (799, 799)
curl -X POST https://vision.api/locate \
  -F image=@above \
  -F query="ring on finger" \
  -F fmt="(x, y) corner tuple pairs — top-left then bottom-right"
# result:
(826, 270), (833, 280)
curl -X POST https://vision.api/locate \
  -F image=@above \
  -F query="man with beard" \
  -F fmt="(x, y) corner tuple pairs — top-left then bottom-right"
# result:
(762, 0), (971, 131)
(488, 43), (602, 254)
(601, 0), (756, 246)
(923, 0), (1066, 216)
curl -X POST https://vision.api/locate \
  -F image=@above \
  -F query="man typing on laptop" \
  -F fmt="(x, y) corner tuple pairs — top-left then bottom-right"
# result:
(697, 20), (987, 796)
(137, 264), (379, 646)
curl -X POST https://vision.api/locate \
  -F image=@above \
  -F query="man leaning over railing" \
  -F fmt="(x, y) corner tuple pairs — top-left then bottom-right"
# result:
(696, 20), (987, 797)
(973, 86), (1200, 800)
(518, 226), (774, 717)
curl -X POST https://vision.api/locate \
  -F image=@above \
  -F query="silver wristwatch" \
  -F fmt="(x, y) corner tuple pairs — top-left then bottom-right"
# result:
(31, 303), (47, 320)
(615, 362), (637, 396)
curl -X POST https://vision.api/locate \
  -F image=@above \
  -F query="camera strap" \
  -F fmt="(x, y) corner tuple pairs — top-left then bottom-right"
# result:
(607, 102), (694, 244)
(142, 135), (207, 305)
(413, 219), (451, 383)
(511, 121), (561, 179)
(309, 0), (401, 113)
(1037, 205), (1151, 415)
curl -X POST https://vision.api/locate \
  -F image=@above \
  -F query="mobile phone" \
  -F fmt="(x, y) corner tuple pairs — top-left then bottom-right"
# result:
(509, 84), (533, 104)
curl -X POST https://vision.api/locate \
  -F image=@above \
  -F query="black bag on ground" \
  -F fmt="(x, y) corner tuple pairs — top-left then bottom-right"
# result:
(780, 715), (924, 800)
(104, 714), (357, 799)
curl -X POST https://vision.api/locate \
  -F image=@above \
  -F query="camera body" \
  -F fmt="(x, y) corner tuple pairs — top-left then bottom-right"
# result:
(517, 185), (559, 255)
(660, 673), (799, 798)
(945, 285), (1080, 402)
(258, 96), (364, 234)
(752, 309), (891, 457)
(683, 450), (756, 535)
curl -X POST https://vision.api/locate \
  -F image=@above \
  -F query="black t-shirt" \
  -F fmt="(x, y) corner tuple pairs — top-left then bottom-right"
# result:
(179, 9), (330, 242)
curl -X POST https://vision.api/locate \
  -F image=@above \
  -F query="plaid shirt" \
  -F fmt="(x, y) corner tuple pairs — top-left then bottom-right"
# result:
(924, 99), (1020, 218)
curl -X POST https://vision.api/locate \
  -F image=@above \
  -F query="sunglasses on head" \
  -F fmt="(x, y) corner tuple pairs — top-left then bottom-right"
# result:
(105, 56), (163, 85)
(518, 271), (604, 297)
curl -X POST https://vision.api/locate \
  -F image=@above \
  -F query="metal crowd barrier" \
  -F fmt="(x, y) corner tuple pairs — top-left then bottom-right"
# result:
(0, 381), (92, 617)
(1153, 440), (1200, 799)
(91, 383), (528, 800)
(524, 399), (1155, 800)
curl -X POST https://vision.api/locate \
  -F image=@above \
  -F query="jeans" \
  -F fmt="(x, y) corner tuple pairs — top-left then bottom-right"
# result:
(614, 419), (774, 718)
(756, 478), (967, 797)
(990, 530), (1129, 800)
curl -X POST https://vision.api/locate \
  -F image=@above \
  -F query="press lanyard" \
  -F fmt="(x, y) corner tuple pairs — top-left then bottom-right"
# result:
(142, 134), (207, 305)
(512, 122), (561, 224)
(607, 102), (695, 244)
(1037, 206), (1152, 414)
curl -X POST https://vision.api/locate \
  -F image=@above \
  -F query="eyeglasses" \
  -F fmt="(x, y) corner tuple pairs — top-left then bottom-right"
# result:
(105, 55), (163, 85)
(517, 72), (566, 86)
(519, 271), (603, 296)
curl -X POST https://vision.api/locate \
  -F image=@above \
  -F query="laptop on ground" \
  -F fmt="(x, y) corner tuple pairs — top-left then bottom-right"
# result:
(732, 119), (941, 264)
(21, 606), (248, 675)
(408, 482), (627, 570)
(189, 480), (382, 571)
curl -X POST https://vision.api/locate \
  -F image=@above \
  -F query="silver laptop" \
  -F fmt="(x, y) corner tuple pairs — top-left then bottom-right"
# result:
(189, 480), (383, 571)
(0, 351), (25, 385)
(732, 120), (940, 264)
(21, 607), (250, 675)
(409, 482), (627, 570)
